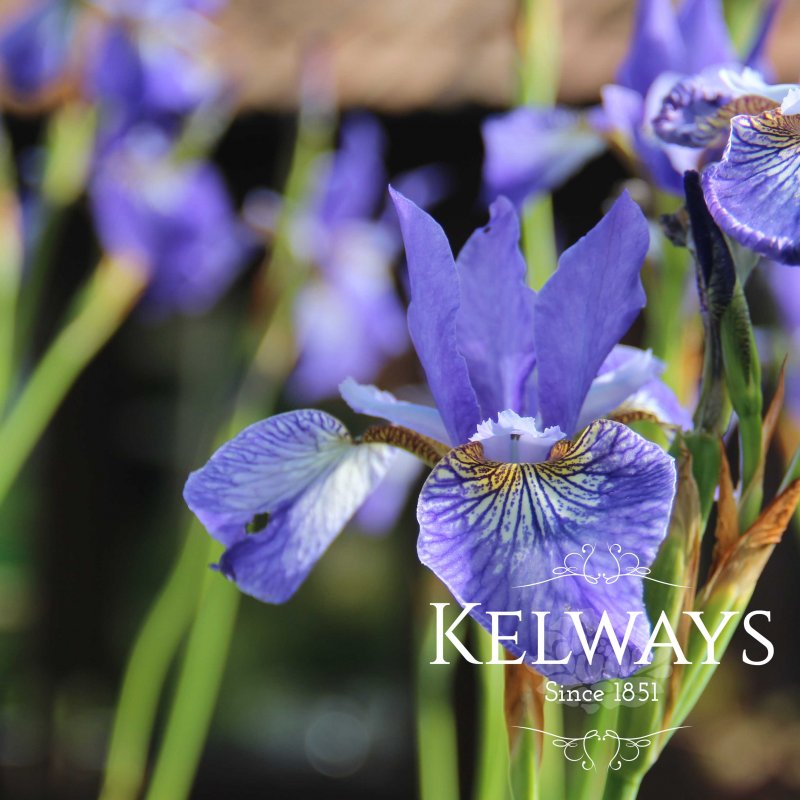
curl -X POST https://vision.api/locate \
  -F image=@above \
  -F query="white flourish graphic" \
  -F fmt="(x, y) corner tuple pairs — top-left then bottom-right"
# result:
(513, 726), (689, 772)
(513, 543), (691, 590)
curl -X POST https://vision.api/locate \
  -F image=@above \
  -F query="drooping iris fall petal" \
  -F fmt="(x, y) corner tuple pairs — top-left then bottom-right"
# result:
(703, 109), (800, 265)
(184, 410), (395, 602)
(417, 418), (676, 684)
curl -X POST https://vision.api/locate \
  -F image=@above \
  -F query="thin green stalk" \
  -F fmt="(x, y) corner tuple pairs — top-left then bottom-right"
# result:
(125, 109), (332, 800)
(517, 0), (560, 290)
(0, 258), (147, 509)
(602, 770), (642, 800)
(522, 197), (558, 291)
(0, 188), (22, 414)
(645, 196), (690, 392)
(572, 701), (618, 800)
(15, 103), (95, 372)
(473, 625), (510, 800)
(145, 540), (240, 800)
(99, 527), (209, 800)
(537, 697), (565, 799)
(416, 608), (459, 800)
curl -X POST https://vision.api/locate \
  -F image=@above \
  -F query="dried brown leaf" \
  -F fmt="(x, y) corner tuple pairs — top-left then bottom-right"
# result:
(504, 660), (544, 754)
(708, 441), (738, 583)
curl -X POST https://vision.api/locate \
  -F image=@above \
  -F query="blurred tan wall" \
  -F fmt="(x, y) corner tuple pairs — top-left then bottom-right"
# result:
(217, 0), (800, 110)
(0, 0), (797, 111)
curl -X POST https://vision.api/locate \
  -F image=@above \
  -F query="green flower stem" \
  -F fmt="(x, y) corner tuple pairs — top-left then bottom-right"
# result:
(0, 185), (23, 415)
(0, 258), (147, 509)
(114, 110), (332, 800)
(99, 525), (210, 800)
(572, 702), (619, 800)
(645, 195), (690, 393)
(602, 770), (642, 800)
(416, 605), (460, 800)
(473, 625), (510, 800)
(15, 104), (95, 372)
(144, 539), (240, 800)
(538, 696), (565, 799)
(522, 197), (558, 291)
(517, 0), (559, 290)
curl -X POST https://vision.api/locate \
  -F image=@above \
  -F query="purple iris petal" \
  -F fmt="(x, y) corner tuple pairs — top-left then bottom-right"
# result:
(455, 197), (536, 418)
(481, 107), (606, 206)
(85, 22), (217, 149)
(184, 410), (394, 602)
(90, 136), (251, 316)
(339, 378), (451, 444)
(576, 345), (662, 429)
(312, 115), (387, 233)
(354, 450), (423, 534)
(702, 110), (800, 265)
(288, 222), (408, 402)
(616, 0), (686, 96)
(389, 188), (481, 444)
(583, 344), (691, 430)
(534, 191), (650, 435)
(0, 0), (72, 98)
(601, 83), (688, 195)
(676, 0), (736, 73)
(417, 419), (676, 685)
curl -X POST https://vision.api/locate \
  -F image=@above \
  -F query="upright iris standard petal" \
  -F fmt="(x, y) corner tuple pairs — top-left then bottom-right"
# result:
(676, 0), (735, 73)
(418, 419), (676, 685)
(339, 378), (451, 444)
(481, 107), (606, 206)
(184, 410), (395, 602)
(702, 110), (800, 265)
(313, 114), (386, 231)
(390, 188), (481, 444)
(534, 191), (650, 435)
(455, 197), (537, 417)
(616, 0), (685, 96)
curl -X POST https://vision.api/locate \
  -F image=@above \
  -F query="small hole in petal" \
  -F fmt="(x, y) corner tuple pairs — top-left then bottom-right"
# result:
(246, 512), (270, 534)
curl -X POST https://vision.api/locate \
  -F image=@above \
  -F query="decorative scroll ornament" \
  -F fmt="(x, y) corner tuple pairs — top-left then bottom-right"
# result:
(514, 726), (690, 771)
(513, 543), (691, 590)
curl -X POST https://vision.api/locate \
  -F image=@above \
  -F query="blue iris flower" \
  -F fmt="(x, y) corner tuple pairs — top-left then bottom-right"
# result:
(184, 190), (684, 685)
(90, 132), (252, 317)
(654, 66), (800, 265)
(84, 1), (222, 150)
(0, 0), (74, 99)
(482, 0), (777, 204)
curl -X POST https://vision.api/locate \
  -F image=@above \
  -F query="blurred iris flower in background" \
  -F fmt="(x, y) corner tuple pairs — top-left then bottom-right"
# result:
(90, 131), (252, 317)
(0, 0), (74, 100)
(482, 0), (778, 204)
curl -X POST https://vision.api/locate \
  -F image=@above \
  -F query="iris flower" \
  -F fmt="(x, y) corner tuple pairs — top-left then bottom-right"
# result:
(655, 67), (800, 265)
(0, 0), (74, 100)
(84, 0), (221, 150)
(184, 190), (682, 685)
(90, 132), (251, 316)
(285, 115), (413, 403)
(483, 0), (776, 204)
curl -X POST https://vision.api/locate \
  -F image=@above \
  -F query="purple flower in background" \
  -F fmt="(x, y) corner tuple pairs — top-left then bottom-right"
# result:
(0, 0), (73, 99)
(482, 0), (777, 203)
(654, 67), (800, 265)
(84, 5), (221, 150)
(184, 190), (682, 685)
(286, 114), (446, 402)
(90, 134), (251, 317)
